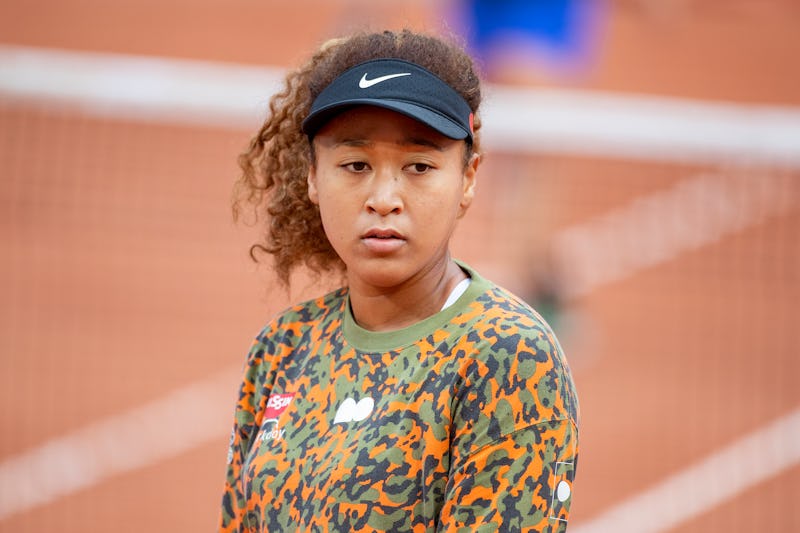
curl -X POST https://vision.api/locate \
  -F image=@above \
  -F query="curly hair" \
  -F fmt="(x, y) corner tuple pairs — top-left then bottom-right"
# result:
(233, 29), (484, 287)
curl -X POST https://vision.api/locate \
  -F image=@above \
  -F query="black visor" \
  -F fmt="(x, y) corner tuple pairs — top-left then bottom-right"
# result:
(302, 58), (474, 142)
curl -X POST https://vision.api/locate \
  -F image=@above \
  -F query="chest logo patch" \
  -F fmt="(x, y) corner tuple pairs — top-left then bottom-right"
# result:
(258, 393), (296, 443)
(264, 392), (295, 419)
(333, 397), (374, 424)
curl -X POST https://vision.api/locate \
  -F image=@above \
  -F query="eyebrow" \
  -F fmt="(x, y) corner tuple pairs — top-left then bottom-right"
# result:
(402, 137), (446, 151)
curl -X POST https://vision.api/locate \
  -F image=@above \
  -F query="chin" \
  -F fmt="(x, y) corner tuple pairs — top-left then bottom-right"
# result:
(348, 261), (413, 290)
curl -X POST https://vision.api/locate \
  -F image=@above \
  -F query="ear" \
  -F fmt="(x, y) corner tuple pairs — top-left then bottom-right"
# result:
(307, 164), (320, 205)
(457, 152), (481, 218)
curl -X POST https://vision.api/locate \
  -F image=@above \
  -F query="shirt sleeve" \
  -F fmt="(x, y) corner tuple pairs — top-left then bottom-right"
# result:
(439, 418), (578, 532)
(440, 307), (580, 532)
(218, 335), (272, 532)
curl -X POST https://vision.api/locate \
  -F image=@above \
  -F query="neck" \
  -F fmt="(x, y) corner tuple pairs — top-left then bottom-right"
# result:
(347, 257), (467, 332)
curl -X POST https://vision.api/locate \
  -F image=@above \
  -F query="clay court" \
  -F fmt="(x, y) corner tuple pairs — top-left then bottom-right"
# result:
(1, 1), (799, 531)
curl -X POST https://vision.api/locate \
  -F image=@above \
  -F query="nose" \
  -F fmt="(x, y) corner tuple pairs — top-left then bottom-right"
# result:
(364, 170), (403, 216)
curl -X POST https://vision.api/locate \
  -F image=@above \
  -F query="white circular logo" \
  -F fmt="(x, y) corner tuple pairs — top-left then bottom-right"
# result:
(557, 480), (572, 502)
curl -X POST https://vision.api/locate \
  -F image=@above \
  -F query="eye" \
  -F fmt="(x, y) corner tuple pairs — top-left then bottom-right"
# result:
(343, 161), (370, 173)
(406, 163), (433, 174)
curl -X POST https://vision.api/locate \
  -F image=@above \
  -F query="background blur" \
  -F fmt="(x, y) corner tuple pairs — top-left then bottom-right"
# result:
(1, 0), (799, 531)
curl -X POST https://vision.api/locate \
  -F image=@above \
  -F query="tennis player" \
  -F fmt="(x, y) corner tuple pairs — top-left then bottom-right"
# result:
(219, 29), (579, 532)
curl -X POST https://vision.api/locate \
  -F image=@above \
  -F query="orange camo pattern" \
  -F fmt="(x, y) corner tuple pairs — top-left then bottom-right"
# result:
(220, 277), (579, 532)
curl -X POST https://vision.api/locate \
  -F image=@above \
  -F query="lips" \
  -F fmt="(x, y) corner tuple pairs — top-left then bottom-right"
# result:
(361, 227), (406, 254)
(362, 228), (404, 240)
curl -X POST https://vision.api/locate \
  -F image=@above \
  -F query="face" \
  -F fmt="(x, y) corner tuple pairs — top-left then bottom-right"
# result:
(308, 106), (479, 292)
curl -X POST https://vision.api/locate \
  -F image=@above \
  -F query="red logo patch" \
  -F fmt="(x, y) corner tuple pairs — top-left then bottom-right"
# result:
(264, 393), (295, 418)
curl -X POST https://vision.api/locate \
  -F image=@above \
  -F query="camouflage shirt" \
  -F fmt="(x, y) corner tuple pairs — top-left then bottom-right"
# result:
(220, 262), (579, 532)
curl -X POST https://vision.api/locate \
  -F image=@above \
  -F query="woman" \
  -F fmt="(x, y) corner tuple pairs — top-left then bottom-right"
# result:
(220, 29), (579, 532)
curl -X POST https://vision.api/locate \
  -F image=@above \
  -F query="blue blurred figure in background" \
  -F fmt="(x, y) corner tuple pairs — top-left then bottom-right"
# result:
(453, 0), (606, 82)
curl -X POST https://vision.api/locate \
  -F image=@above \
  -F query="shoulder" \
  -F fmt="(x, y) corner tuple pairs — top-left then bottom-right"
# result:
(451, 273), (579, 429)
(449, 263), (566, 370)
(465, 281), (562, 355)
(480, 283), (546, 323)
(456, 261), (555, 336)
(256, 287), (347, 342)
(243, 287), (347, 367)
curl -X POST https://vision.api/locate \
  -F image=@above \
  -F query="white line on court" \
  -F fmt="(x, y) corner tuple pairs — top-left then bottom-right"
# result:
(570, 406), (800, 533)
(481, 85), (800, 167)
(0, 367), (241, 521)
(552, 171), (798, 300)
(2, 44), (800, 167)
(0, 45), (283, 129)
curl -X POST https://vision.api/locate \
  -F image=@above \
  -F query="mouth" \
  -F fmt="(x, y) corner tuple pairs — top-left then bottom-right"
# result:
(362, 228), (405, 240)
(361, 228), (406, 254)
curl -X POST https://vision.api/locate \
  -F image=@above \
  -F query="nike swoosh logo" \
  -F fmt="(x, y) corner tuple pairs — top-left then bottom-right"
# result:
(358, 72), (411, 89)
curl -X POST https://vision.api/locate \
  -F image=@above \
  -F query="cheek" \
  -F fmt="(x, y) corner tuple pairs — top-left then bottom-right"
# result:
(318, 212), (349, 261)
(420, 180), (465, 216)
(315, 190), (352, 248)
(317, 203), (341, 236)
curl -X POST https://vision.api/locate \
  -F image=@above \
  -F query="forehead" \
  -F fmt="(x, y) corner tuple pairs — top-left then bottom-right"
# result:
(313, 106), (457, 148)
